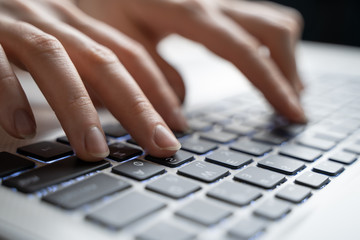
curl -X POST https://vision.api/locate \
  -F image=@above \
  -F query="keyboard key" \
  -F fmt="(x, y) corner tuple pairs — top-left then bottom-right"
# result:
(279, 144), (322, 162)
(254, 199), (291, 220)
(112, 159), (165, 181)
(17, 141), (73, 162)
(296, 135), (336, 151)
(146, 174), (201, 199)
(2, 156), (110, 193)
(145, 150), (194, 168)
(234, 167), (286, 189)
(223, 123), (255, 136)
(252, 131), (289, 145)
(175, 199), (232, 226)
(188, 119), (212, 131)
(0, 152), (35, 178)
(102, 124), (128, 138)
(295, 171), (330, 189)
(56, 136), (70, 145)
(258, 155), (305, 175)
(107, 142), (143, 162)
(199, 131), (237, 144)
(177, 161), (229, 183)
(276, 184), (312, 203)
(181, 139), (218, 155)
(86, 192), (166, 229)
(228, 217), (266, 240)
(343, 143), (360, 154)
(312, 131), (346, 142)
(42, 173), (131, 209)
(329, 151), (357, 164)
(207, 181), (262, 206)
(230, 139), (272, 156)
(136, 222), (196, 240)
(313, 161), (344, 176)
(274, 124), (305, 137)
(205, 150), (253, 169)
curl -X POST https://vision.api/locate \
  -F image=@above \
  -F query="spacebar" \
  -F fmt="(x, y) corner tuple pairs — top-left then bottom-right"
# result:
(2, 156), (111, 193)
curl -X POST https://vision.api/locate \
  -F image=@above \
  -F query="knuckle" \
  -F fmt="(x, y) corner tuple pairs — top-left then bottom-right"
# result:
(66, 94), (93, 111)
(83, 44), (118, 66)
(129, 96), (153, 118)
(121, 40), (147, 63)
(22, 30), (64, 57)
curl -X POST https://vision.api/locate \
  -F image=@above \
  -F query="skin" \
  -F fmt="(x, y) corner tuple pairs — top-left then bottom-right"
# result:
(0, 0), (306, 161)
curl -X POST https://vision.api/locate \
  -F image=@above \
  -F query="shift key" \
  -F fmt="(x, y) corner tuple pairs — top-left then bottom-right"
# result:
(2, 156), (111, 193)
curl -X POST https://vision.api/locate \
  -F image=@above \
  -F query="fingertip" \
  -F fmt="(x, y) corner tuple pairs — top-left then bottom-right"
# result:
(83, 126), (109, 160)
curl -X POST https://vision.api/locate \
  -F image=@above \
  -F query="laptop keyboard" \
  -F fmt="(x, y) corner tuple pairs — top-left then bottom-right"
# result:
(1, 73), (360, 239)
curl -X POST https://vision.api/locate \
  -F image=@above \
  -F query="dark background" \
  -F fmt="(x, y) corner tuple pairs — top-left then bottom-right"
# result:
(266, 0), (360, 47)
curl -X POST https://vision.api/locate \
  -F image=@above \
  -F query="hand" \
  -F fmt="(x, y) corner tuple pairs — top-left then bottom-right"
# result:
(79, 0), (307, 122)
(0, 0), (186, 161)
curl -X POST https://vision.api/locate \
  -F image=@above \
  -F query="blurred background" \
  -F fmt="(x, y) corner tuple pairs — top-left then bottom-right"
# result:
(266, 0), (360, 47)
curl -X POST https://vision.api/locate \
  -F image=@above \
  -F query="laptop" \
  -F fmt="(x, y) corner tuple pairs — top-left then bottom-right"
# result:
(1, 35), (360, 240)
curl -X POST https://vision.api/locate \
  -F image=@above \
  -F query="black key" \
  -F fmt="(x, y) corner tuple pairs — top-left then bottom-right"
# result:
(230, 139), (272, 156)
(205, 149), (253, 169)
(17, 141), (73, 162)
(279, 144), (322, 162)
(56, 136), (70, 145)
(0, 152), (35, 178)
(107, 142), (142, 162)
(207, 181), (262, 206)
(276, 184), (312, 203)
(175, 199), (232, 226)
(136, 222), (196, 240)
(2, 156), (110, 193)
(296, 135), (336, 151)
(344, 143), (360, 154)
(313, 161), (344, 176)
(145, 150), (194, 168)
(181, 139), (218, 155)
(254, 199), (291, 220)
(329, 151), (357, 164)
(295, 171), (330, 189)
(274, 124), (305, 137)
(102, 124), (128, 138)
(199, 131), (237, 144)
(86, 192), (166, 229)
(234, 166), (286, 189)
(112, 159), (165, 181)
(223, 123), (255, 136)
(173, 131), (191, 139)
(228, 217), (266, 240)
(177, 161), (229, 183)
(42, 173), (131, 209)
(146, 174), (201, 199)
(258, 155), (305, 175)
(252, 131), (289, 145)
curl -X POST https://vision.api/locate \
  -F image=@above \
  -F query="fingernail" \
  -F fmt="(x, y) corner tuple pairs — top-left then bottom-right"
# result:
(289, 97), (307, 123)
(85, 126), (109, 158)
(14, 109), (36, 139)
(173, 108), (189, 131)
(153, 124), (181, 151)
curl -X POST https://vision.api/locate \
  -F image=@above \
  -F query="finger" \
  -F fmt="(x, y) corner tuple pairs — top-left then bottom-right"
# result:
(0, 18), (109, 161)
(49, 2), (187, 131)
(0, 44), (36, 139)
(131, 1), (306, 122)
(220, 0), (304, 93)
(28, 17), (181, 157)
